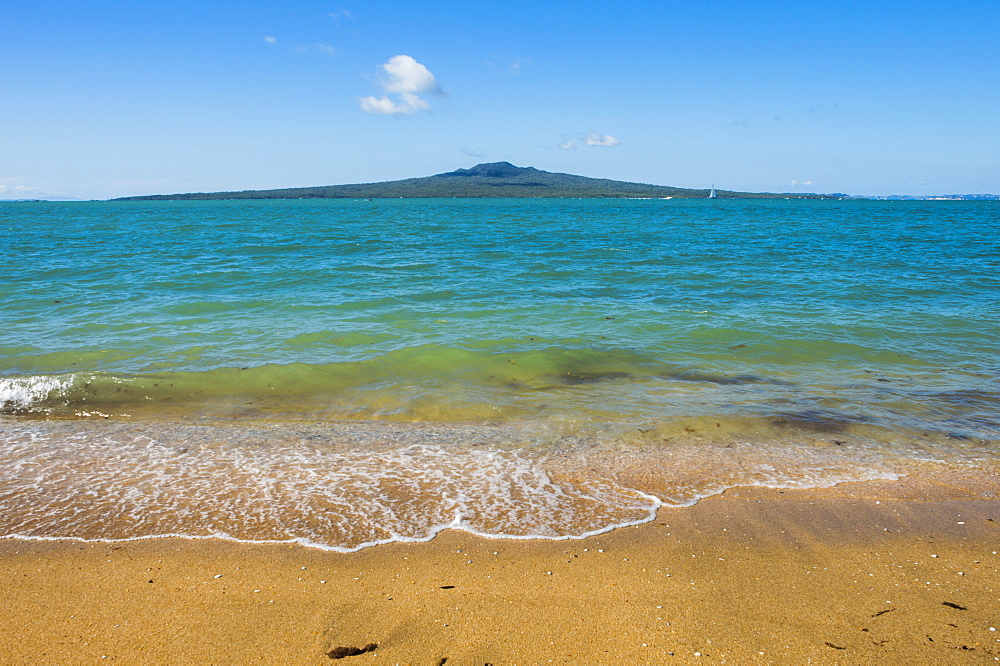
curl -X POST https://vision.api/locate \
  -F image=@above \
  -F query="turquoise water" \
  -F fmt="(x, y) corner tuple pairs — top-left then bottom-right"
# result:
(1, 198), (998, 549)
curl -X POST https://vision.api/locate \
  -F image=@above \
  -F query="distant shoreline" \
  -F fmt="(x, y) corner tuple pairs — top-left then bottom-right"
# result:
(112, 161), (843, 201)
(107, 194), (1000, 202)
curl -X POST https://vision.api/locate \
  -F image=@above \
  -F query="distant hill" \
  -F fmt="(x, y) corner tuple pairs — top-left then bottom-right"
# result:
(114, 162), (836, 200)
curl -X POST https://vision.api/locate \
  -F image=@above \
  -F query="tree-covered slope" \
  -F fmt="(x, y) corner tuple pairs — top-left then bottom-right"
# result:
(115, 162), (833, 200)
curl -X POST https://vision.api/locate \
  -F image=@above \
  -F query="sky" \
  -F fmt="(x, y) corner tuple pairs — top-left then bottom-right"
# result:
(2, 1), (998, 199)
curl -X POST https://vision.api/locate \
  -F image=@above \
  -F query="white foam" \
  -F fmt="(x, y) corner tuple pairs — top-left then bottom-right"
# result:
(0, 419), (970, 552)
(0, 374), (73, 412)
(0, 422), (662, 551)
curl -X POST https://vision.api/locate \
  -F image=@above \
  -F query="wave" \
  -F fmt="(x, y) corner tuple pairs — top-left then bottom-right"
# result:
(0, 345), (685, 419)
(4, 338), (998, 449)
(0, 374), (76, 413)
(0, 418), (920, 552)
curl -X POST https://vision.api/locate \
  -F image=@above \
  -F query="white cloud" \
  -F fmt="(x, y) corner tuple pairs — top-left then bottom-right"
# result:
(381, 55), (444, 96)
(264, 36), (276, 44)
(360, 55), (445, 115)
(315, 43), (336, 56)
(0, 181), (39, 196)
(585, 132), (620, 147)
(462, 147), (487, 158)
(359, 96), (409, 115)
(554, 133), (620, 150)
(328, 10), (352, 19)
(790, 179), (814, 187)
(359, 93), (429, 115)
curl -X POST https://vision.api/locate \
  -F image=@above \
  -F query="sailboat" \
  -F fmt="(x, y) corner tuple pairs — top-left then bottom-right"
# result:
(708, 185), (717, 199)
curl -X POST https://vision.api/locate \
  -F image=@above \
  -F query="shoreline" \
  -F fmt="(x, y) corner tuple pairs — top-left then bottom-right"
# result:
(2, 470), (997, 663)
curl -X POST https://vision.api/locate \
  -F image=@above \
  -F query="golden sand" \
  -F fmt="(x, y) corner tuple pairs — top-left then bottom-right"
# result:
(1, 471), (997, 663)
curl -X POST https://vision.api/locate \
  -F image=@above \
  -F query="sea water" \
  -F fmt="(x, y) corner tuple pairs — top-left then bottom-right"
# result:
(1, 198), (997, 550)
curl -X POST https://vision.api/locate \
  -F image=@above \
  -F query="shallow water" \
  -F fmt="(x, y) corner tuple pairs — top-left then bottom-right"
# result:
(1, 198), (998, 549)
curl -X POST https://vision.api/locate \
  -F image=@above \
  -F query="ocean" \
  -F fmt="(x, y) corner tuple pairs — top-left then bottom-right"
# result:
(1, 197), (998, 550)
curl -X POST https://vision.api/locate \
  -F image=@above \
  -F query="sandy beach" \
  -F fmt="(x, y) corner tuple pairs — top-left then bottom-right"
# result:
(1, 470), (997, 664)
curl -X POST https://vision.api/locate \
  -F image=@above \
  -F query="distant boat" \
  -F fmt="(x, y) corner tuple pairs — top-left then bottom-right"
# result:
(708, 185), (717, 199)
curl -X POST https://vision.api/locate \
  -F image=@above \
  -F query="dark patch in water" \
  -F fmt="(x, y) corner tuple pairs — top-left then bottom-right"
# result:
(555, 371), (631, 385)
(667, 370), (780, 386)
(768, 410), (863, 434)
(927, 389), (1000, 410)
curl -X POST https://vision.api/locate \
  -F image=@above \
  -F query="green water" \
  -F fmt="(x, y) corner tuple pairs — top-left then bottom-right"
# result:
(1, 198), (997, 549)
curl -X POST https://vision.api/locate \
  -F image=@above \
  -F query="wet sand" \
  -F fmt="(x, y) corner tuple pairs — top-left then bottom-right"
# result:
(1, 470), (997, 663)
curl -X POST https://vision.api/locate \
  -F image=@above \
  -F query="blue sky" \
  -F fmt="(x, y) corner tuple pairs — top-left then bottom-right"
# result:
(3, 1), (998, 199)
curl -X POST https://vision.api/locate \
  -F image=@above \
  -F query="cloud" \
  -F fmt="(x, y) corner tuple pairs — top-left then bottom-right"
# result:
(264, 36), (276, 44)
(584, 132), (620, 147)
(359, 93), (429, 115)
(328, 10), (352, 20)
(462, 147), (487, 158)
(381, 55), (445, 96)
(0, 181), (39, 196)
(554, 133), (619, 150)
(360, 55), (445, 115)
(315, 43), (336, 56)
(790, 179), (814, 187)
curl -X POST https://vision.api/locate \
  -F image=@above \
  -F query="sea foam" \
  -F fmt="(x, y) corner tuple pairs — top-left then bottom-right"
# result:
(0, 418), (933, 552)
(0, 375), (74, 413)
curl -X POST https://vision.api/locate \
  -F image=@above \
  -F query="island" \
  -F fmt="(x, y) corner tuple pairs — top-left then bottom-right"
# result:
(114, 162), (840, 200)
